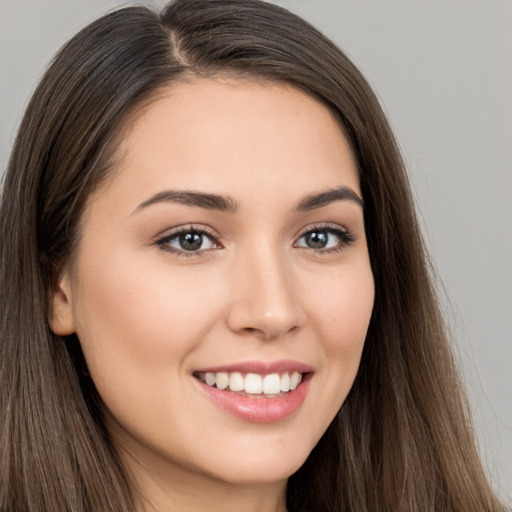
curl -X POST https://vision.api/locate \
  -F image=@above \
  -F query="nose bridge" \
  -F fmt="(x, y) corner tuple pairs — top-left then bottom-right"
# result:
(226, 240), (304, 340)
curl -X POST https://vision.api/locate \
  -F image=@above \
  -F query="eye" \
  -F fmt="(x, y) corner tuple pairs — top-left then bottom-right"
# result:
(156, 226), (220, 255)
(294, 225), (356, 253)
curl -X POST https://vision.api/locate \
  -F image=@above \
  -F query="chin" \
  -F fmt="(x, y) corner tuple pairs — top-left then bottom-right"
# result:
(197, 441), (313, 486)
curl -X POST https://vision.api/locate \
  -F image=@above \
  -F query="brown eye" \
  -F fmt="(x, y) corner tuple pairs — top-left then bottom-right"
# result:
(179, 232), (204, 251)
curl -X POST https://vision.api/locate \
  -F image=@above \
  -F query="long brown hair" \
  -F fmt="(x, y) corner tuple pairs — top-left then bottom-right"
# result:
(0, 1), (505, 510)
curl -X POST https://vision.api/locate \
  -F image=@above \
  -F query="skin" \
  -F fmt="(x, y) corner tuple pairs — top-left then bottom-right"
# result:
(51, 78), (375, 512)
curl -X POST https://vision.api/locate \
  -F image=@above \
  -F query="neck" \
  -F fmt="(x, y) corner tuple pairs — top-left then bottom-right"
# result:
(115, 436), (288, 512)
(136, 476), (287, 512)
(131, 461), (288, 512)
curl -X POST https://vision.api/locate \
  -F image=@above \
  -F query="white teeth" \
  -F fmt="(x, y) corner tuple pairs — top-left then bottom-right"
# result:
(244, 373), (263, 394)
(289, 371), (302, 390)
(205, 372), (216, 386)
(263, 373), (281, 394)
(215, 372), (229, 390)
(199, 370), (305, 395)
(280, 372), (290, 392)
(229, 372), (244, 392)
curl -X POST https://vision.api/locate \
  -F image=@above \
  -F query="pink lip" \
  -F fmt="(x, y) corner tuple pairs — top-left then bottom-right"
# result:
(192, 361), (313, 423)
(195, 359), (314, 375)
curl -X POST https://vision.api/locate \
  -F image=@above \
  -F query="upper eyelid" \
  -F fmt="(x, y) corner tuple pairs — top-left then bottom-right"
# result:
(154, 226), (223, 256)
(157, 221), (348, 237)
(295, 222), (350, 238)
(156, 224), (220, 241)
(154, 226), (222, 257)
(154, 222), (355, 249)
(295, 223), (358, 248)
(157, 221), (350, 235)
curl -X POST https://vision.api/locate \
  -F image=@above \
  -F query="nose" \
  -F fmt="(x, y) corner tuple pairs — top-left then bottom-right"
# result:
(225, 246), (305, 341)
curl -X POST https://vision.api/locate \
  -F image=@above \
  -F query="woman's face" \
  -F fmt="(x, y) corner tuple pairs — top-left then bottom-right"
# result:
(52, 78), (374, 490)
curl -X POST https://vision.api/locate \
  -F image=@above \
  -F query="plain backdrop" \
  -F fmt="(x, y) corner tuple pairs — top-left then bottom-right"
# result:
(0, 0), (510, 501)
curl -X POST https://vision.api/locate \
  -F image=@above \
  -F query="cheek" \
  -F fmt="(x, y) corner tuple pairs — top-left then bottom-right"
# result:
(70, 248), (226, 388)
(302, 261), (374, 408)
(69, 249), (234, 457)
(306, 262), (374, 351)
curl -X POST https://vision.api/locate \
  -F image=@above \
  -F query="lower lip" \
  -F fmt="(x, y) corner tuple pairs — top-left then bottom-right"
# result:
(195, 374), (312, 423)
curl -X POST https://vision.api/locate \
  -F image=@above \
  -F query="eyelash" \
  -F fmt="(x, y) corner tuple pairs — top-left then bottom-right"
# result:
(294, 223), (357, 254)
(155, 225), (220, 257)
(155, 223), (357, 257)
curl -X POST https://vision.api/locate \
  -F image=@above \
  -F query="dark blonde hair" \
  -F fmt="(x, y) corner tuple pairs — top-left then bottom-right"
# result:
(0, 1), (506, 510)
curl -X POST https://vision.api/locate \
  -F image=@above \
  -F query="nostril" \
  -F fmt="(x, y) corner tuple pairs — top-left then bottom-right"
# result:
(225, 299), (304, 340)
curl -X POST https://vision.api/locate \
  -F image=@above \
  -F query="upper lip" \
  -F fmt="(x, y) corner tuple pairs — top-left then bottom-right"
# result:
(194, 359), (313, 375)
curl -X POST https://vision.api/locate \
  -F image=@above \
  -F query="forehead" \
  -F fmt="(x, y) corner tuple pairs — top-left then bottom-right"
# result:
(92, 77), (360, 211)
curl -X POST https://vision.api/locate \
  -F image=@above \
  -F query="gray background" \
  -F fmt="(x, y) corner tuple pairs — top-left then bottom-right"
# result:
(1, 0), (510, 501)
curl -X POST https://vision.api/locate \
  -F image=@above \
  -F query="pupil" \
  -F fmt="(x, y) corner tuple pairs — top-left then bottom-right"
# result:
(179, 232), (203, 251)
(306, 231), (328, 249)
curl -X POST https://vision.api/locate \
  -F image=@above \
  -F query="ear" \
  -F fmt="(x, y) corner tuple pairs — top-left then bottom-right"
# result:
(49, 270), (76, 335)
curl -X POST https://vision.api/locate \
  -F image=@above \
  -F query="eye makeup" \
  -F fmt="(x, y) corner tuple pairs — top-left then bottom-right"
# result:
(154, 221), (357, 258)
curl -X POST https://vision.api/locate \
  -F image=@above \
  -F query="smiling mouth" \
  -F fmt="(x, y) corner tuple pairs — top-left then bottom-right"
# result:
(194, 371), (304, 397)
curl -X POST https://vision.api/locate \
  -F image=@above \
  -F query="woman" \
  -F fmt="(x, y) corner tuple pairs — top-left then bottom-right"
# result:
(0, 0), (506, 511)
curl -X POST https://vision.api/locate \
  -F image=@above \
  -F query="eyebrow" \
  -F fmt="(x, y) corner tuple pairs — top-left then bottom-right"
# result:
(133, 190), (239, 214)
(133, 185), (363, 215)
(295, 186), (364, 211)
